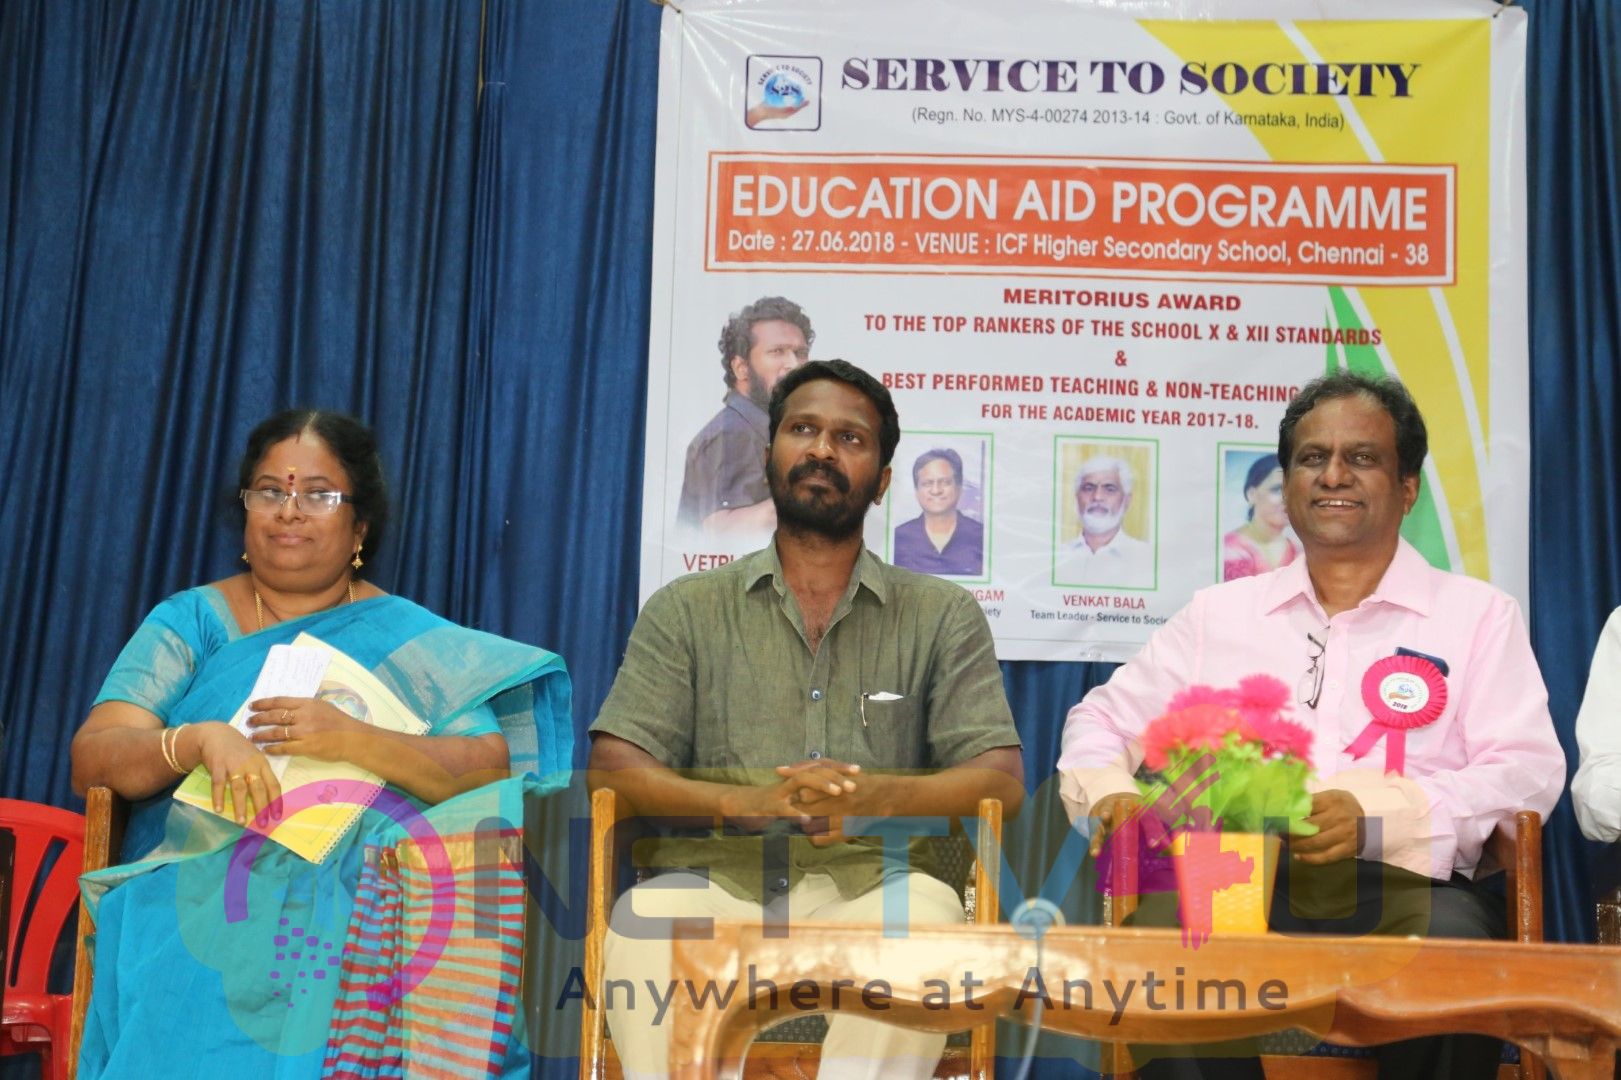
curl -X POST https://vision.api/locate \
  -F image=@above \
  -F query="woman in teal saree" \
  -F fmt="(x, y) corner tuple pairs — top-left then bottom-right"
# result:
(71, 411), (569, 1078)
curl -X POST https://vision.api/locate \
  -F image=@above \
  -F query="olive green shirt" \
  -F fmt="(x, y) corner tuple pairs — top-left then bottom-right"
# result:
(590, 543), (1019, 903)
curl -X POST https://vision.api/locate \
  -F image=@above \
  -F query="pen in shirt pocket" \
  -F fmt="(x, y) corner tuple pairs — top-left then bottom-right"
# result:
(860, 690), (903, 727)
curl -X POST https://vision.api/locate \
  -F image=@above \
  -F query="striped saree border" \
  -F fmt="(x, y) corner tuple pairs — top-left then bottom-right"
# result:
(322, 829), (527, 1078)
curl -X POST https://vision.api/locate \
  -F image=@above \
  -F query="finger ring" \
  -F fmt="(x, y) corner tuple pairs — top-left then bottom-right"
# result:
(228, 772), (245, 782)
(281, 708), (292, 723)
(281, 724), (290, 741)
(245, 774), (262, 783)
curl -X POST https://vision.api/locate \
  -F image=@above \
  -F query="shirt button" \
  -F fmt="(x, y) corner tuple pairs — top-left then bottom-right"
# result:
(810, 688), (823, 701)
(809, 750), (822, 760)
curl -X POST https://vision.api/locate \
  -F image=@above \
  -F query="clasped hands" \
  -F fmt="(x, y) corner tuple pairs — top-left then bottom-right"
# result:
(723, 757), (894, 847)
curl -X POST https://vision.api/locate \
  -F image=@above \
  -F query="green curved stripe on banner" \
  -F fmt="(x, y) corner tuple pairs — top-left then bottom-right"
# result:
(1326, 287), (1452, 571)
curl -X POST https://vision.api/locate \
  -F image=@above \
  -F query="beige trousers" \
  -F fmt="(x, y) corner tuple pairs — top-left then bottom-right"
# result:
(603, 870), (966, 1080)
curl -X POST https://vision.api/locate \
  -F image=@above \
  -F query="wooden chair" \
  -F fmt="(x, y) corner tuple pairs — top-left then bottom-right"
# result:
(65, 787), (126, 1080)
(579, 788), (1004, 1080)
(1101, 810), (1545, 1080)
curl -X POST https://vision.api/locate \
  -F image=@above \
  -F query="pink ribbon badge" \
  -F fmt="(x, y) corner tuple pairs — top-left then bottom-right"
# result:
(1346, 654), (1447, 776)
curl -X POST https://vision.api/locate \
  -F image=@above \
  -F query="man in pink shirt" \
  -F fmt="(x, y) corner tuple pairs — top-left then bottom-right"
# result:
(1059, 372), (1563, 1080)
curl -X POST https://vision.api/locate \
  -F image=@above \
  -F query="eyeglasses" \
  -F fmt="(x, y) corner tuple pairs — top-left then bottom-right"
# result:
(240, 488), (352, 516)
(1299, 630), (1328, 709)
(916, 479), (958, 491)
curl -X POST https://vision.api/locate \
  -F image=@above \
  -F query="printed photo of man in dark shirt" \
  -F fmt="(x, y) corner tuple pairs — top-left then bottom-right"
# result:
(677, 296), (813, 536)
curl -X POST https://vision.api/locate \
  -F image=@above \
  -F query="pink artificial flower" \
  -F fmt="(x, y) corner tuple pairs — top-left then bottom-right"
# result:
(1165, 685), (1237, 713)
(1232, 674), (1295, 734)
(1141, 702), (1244, 770)
(1241, 714), (1315, 762)
(1235, 674), (1291, 716)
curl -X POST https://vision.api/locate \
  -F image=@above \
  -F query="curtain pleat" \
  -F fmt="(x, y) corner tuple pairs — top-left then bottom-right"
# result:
(1525, 0), (1621, 946)
(0, 0), (483, 804)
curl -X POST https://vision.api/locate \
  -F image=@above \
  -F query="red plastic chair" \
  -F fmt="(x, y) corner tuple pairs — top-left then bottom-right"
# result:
(0, 798), (85, 1080)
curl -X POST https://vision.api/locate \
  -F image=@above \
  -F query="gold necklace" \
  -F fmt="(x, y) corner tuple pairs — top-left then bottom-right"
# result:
(255, 580), (357, 632)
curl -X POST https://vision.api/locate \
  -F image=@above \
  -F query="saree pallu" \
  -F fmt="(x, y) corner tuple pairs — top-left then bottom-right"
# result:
(78, 590), (570, 1079)
(323, 787), (536, 1078)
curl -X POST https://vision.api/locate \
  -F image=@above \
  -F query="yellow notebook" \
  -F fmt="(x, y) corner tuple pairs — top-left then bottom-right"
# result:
(174, 632), (429, 863)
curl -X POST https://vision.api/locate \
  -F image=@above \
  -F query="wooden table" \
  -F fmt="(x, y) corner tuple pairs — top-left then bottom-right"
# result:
(665, 922), (1621, 1079)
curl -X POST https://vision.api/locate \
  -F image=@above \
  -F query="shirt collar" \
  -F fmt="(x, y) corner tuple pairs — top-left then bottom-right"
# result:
(1072, 530), (1128, 555)
(744, 539), (889, 606)
(1260, 537), (1434, 617)
(1365, 537), (1435, 616)
(724, 389), (770, 438)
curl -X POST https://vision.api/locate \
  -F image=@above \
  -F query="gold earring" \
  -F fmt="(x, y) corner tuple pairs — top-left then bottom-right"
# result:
(240, 552), (249, 564)
(352, 551), (364, 570)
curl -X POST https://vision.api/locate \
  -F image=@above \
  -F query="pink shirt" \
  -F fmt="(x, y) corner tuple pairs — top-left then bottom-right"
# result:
(1058, 539), (1563, 880)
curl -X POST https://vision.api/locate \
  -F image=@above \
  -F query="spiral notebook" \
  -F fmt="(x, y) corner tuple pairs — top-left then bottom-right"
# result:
(173, 632), (428, 863)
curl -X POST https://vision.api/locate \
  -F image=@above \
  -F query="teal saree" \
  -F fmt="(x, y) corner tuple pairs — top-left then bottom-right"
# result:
(78, 588), (571, 1078)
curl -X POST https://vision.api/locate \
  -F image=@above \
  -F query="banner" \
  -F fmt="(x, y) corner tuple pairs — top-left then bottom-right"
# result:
(641, 0), (1528, 661)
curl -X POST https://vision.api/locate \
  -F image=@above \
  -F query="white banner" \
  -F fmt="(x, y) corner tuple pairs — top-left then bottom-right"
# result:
(641, 0), (1528, 661)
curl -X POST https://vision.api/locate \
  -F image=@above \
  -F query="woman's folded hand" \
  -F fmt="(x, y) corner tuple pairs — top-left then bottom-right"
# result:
(248, 696), (365, 764)
(188, 721), (283, 825)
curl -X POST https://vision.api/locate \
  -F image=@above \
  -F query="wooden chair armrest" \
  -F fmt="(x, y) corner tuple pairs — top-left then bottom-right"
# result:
(1104, 815), (1141, 928)
(580, 786), (627, 1080)
(69, 785), (128, 1080)
(79, 786), (128, 876)
(1101, 814), (1142, 1078)
(970, 797), (1001, 928)
(1483, 809), (1542, 944)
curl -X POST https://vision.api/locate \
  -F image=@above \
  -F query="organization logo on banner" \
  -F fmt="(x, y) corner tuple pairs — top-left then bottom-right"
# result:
(744, 55), (821, 131)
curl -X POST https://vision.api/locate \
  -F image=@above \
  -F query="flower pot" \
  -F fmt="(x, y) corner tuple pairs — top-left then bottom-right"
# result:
(1169, 830), (1281, 938)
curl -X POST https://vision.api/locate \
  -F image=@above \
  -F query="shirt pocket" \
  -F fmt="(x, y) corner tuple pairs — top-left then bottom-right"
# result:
(1396, 693), (1463, 773)
(839, 690), (925, 768)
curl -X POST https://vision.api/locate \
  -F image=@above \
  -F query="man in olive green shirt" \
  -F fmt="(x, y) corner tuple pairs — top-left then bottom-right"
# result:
(590, 359), (1023, 1080)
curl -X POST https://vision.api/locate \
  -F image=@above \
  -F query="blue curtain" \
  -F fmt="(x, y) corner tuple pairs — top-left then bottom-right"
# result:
(461, 0), (661, 767)
(1525, 0), (1621, 947)
(466, 4), (662, 1070)
(2, 0), (1619, 1075)
(0, 0), (486, 796)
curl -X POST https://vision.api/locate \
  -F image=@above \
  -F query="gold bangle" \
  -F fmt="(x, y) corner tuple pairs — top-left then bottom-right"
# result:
(161, 727), (187, 775)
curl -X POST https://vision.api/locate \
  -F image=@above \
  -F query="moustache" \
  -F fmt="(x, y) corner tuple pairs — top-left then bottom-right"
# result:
(787, 460), (851, 493)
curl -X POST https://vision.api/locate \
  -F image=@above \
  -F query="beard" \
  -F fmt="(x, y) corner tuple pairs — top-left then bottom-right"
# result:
(744, 369), (773, 411)
(1082, 503), (1125, 536)
(768, 457), (878, 540)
